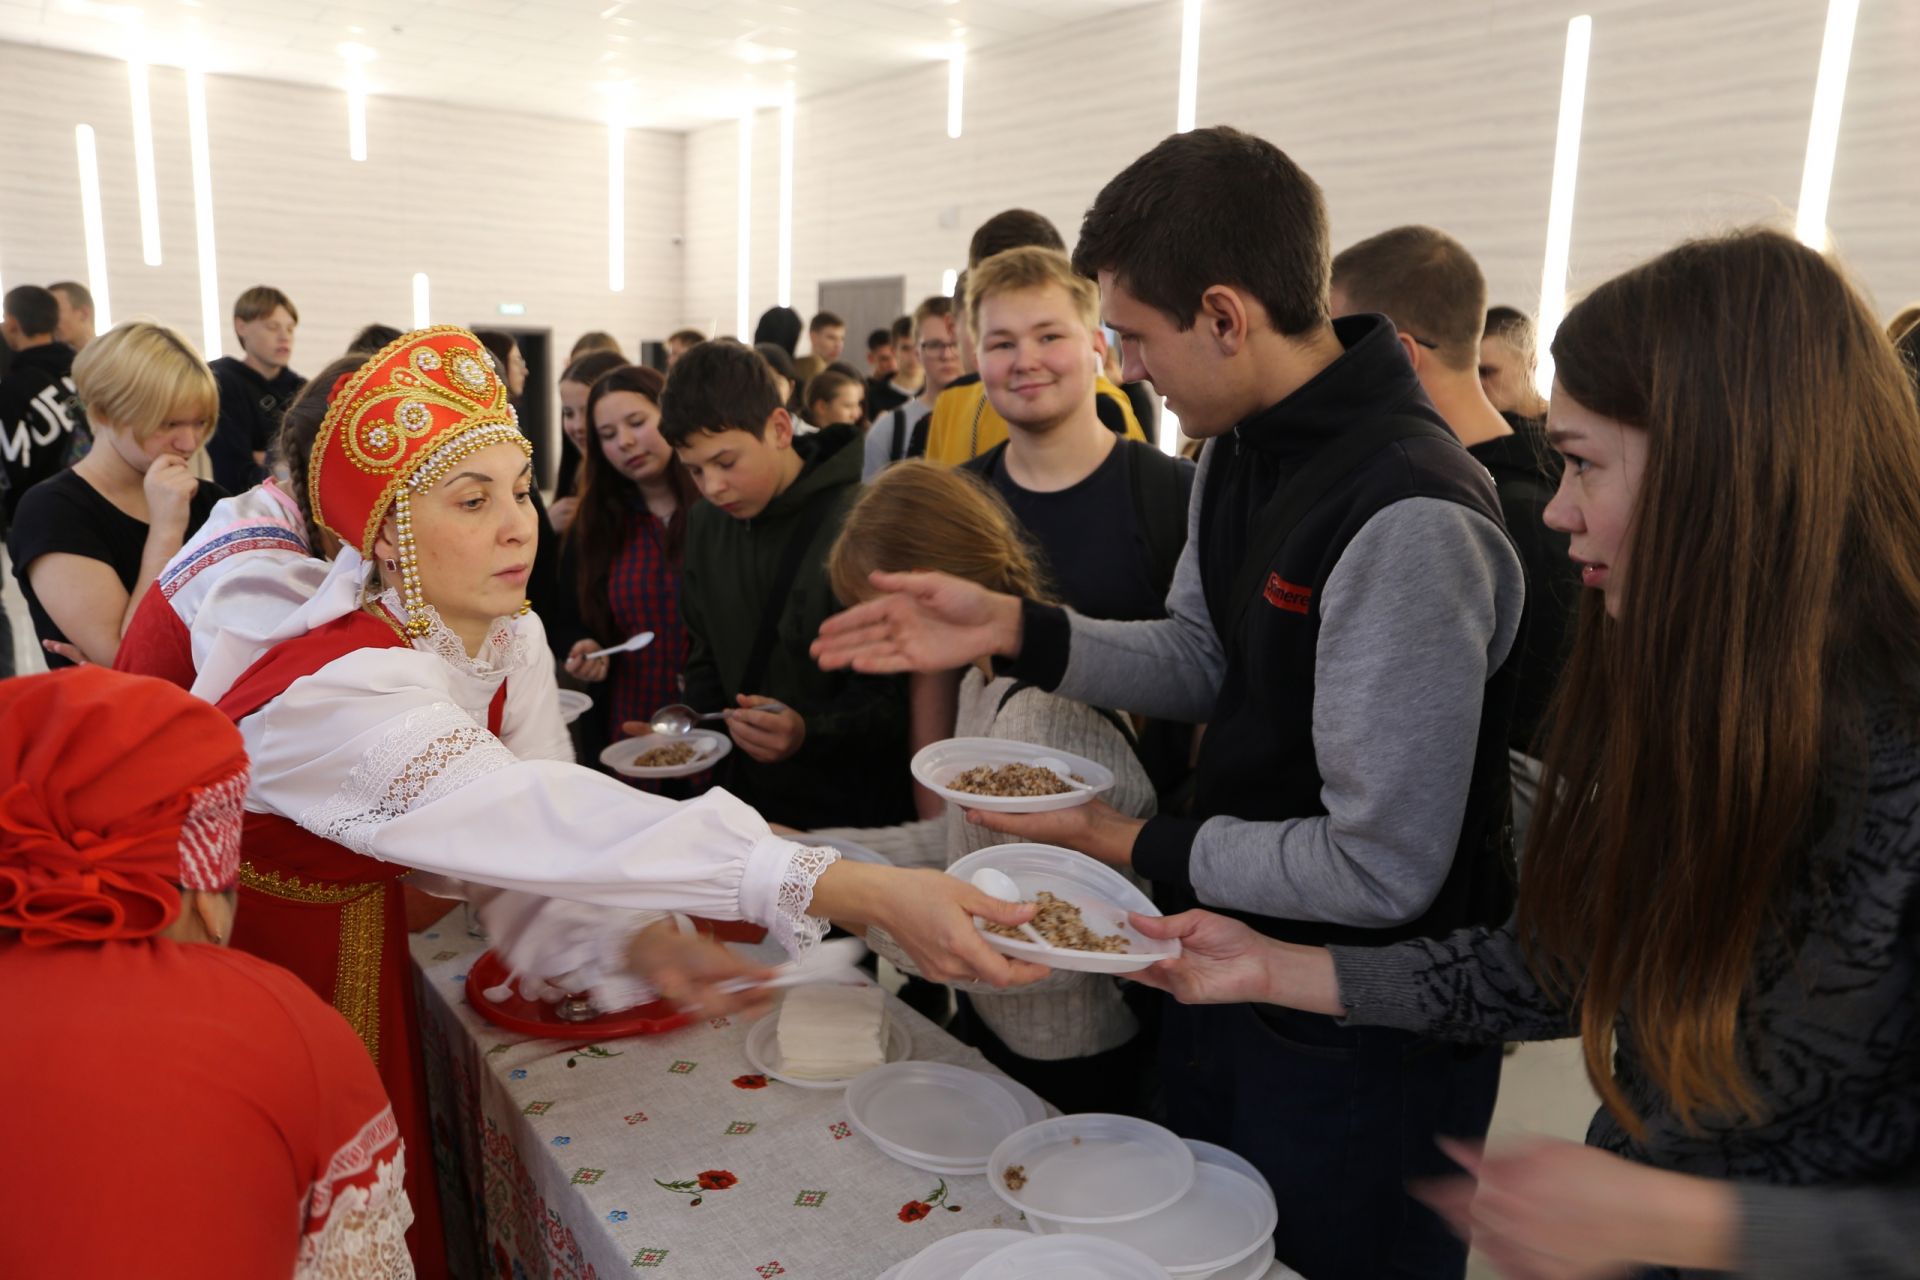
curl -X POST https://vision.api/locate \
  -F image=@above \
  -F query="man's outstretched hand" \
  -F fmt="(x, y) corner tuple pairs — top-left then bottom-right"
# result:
(811, 571), (1023, 675)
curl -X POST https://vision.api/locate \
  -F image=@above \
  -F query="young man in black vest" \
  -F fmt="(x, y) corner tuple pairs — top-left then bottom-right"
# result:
(813, 127), (1524, 1280)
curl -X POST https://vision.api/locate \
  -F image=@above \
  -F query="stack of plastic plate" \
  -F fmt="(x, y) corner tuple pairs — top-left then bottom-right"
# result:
(980, 1116), (1279, 1280)
(845, 1062), (1048, 1175)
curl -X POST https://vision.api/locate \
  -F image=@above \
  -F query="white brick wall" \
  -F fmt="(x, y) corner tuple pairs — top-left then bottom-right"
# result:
(689, 0), (1920, 335)
(0, 41), (687, 396)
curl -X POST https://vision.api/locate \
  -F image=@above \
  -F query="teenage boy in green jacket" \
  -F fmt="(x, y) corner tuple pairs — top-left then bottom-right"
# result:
(658, 340), (913, 829)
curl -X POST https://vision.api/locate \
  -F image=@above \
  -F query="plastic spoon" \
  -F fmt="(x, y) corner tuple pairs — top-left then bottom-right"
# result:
(1031, 756), (1097, 792)
(651, 700), (788, 736)
(715, 936), (870, 994)
(583, 630), (655, 661)
(970, 867), (1052, 949)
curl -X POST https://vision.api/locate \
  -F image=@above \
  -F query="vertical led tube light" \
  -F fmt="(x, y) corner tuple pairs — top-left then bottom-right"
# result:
(1794, 0), (1860, 249)
(412, 273), (431, 329)
(1176, 0), (1203, 133)
(74, 125), (113, 329)
(127, 57), (162, 265)
(947, 47), (965, 139)
(608, 120), (626, 292)
(736, 106), (754, 339)
(186, 69), (221, 357)
(777, 87), (795, 308)
(1534, 14), (1592, 399)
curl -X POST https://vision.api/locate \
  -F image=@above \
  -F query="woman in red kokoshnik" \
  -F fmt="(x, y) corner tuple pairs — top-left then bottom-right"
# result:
(1, 667), (412, 1278)
(215, 327), (1047, 1276)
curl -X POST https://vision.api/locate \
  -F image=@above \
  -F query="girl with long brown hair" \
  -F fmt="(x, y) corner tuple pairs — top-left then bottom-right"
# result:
(1127, 229), (1920, 1278)
(557, 364), (702, 767)
(810, 461), (1161, 1115)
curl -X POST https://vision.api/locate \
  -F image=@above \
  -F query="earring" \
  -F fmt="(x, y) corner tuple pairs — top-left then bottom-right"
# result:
(395, 492), (431, 637)
(383, 557), (398, 572)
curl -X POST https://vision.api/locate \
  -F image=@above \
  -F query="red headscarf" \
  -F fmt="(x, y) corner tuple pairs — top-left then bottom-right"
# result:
(0, 667), (249, 945)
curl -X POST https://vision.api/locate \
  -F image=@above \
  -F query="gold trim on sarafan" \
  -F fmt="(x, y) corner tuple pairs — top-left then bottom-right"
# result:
(238, 862), (389, 1065)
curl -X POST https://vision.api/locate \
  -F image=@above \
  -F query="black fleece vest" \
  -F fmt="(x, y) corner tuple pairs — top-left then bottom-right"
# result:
(1187, 419), (1519, 948)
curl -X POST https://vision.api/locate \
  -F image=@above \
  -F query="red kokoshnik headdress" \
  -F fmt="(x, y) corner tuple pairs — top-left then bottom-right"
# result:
(308, 326), (532, 636)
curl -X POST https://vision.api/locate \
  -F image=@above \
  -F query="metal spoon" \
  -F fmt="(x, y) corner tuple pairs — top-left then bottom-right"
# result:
(650, 700), (788, 736)
(582, 630), (655, 661)
(969, 867), (1052, 949)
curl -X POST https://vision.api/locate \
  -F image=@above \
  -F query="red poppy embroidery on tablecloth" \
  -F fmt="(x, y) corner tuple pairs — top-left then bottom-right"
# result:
(654, 1168), (738, 1206)
(732, 1073), (769, 1089)
(898, 1178), (960, 1223)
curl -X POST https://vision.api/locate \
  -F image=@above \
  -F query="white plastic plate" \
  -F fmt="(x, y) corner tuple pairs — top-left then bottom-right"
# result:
(1027, 1163), (1277, 1275)
(897, 1229), (1034, 1280)
(743, 1010), (910, 1090)
(910, 737), (1115, 813)
(846, 1061), (1031, 1168)
(555, 689), (592, 723)
(598, 729), (730, 779)
(946, 844), (1179, 975)
(1201, 1235), (1277, 1280)
(988, 1112), (1195, 1225)
(959, 1235), (1170, 1280)
(1185, 1138), (1274, 1203)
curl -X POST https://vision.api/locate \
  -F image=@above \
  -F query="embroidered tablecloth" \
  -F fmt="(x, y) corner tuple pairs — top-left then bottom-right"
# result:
(412, 927), (1299, 1280)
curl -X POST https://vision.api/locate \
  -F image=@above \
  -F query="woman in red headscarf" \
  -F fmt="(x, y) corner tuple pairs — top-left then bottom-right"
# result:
(215, 327), (1046, 1278)
(0, 666), (412, 1279)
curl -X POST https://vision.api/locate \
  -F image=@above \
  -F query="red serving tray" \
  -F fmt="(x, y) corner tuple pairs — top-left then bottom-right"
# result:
(465, 948), (691, 1039)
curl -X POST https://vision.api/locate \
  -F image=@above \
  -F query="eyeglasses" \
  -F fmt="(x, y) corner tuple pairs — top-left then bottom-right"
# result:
(918, 340), (959, 356)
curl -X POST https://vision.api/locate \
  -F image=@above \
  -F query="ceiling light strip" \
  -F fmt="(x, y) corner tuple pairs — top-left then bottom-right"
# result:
(1534, 14), (1592, 399)
(736, 106), (754, 338)
(777, 88), (795, 309)
(127, 57), (162, 265)
(185, 69), (221, 357)
(1176, 0), (1202, 133)
(947, 47), (965, 140)
(74, 125), (114, 330)
(1794, 0), (1860, 249)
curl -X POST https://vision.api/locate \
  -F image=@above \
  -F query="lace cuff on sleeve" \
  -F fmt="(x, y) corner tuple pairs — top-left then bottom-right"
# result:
(752, 841), (841, 959)
(296, 1107), (414, 1279)
(299, 702), (520, 857)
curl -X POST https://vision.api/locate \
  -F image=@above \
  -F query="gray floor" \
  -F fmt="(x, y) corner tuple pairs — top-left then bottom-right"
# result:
(1466, 1038), (1599, 1279)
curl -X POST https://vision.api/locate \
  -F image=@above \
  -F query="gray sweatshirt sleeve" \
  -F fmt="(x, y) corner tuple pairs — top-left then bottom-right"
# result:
(1042, 440), (1227, 724)
(1736, 1180), (1920, 1279)
(1330, 919), (1577, 1043)
(1168, 497), (1524, 926)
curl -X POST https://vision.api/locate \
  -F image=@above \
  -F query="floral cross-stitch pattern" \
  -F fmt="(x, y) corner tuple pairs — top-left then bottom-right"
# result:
(654, 1169), (738, 1206)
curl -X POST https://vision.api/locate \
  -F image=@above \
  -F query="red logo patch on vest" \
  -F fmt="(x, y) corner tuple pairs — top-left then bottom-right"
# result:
(1263, 573), (1312, 615)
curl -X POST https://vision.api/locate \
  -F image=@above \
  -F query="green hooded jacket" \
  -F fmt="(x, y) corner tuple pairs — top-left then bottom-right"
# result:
(679, 423), (914, 828)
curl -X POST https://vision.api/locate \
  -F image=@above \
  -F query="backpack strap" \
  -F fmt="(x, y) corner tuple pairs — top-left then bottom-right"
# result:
(1223, 416), (1458, 644)
(994, 680), (1142, 756)
(889, 407), (910, 463)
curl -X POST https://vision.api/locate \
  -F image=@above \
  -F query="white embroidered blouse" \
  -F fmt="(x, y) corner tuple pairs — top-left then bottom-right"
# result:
(230, 569), (839, 1003)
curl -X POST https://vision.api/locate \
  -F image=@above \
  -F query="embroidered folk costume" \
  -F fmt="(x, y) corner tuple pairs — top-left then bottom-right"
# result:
(0, 667), (413, 1279)
(218, 328), (840, 1277)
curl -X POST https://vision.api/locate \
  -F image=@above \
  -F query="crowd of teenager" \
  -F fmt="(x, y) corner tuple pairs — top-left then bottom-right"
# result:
(3, 123), (1918, 1280)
